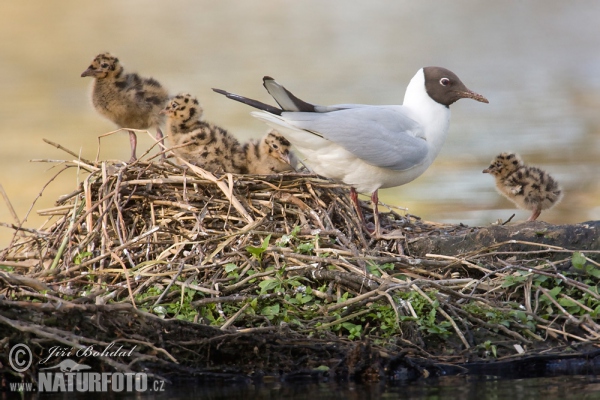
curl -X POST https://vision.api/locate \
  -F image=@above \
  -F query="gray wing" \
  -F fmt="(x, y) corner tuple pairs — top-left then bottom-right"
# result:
(282, 105), (428, 171)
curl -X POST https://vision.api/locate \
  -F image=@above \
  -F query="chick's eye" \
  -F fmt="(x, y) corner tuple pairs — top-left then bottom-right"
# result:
(440, 77), (450, 86)
(101, 63), (109, 68)
(272, 144), (279, 149)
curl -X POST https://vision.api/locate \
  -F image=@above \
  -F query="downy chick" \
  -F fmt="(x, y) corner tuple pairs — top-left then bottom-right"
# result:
(81, 52), (169, 162)
(483, 152), (563, 221)
(161, 93), (246, 173)
(243, 129), (296, 174)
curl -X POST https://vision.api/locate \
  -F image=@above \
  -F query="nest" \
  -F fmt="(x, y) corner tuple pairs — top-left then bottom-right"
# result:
(1, 139), (599, 383)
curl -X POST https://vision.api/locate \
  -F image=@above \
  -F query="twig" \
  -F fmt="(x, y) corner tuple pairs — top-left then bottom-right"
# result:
(411, 284), (470, 349)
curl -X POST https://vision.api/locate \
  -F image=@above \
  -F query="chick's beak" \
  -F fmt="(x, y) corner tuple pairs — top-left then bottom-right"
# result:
(80, 68), (95, 78)
(279, 152), (291, 165)
(482, 168), (490, 173)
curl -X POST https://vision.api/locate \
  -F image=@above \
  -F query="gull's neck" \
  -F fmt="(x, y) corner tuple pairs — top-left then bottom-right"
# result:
(402, 68), (451, 162)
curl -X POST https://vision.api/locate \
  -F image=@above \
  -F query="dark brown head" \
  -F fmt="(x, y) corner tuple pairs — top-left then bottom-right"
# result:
(483, 152), (523, 177)
(423, 67), (488, 107)
(81, 53), (122, 79)
(161, 93), (203, 121)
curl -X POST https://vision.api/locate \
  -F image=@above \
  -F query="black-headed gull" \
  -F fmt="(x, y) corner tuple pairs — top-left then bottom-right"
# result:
(483, 152), (562, 221)
(214, 67), (488, 236)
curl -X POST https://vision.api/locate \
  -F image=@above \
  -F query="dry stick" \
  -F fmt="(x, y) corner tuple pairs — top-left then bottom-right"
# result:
(83, 173), (94, 234)
(559, 293), (594, 313)
(100, 162), (111, 274)
(109, 251), (137, 309)
(43, 138), (94, 165)
(378, 290), (401, 328)
(325, 288), (381, 312)
(316, 309), (371, 330)
(175, 156), (254, 224)
(154, 262), (184, 307)
(465, 240), (567, 260)
(96, 128), (147, 164)
(0, 184), (20, 225)
(537, 286), (589, 331)
(501, 213), (516, 225)
(110, 338), (178, 364)
(411, 283), (470, 349)
(2, 165), (70, 260)
(192, 293), (282, 307)
(503, 262), (600, 301)
(50, 179), (84, 270)
(220, 303), (250, 330)
(112, 167), (137, 268)
(536, 324), (588, 342)
(70, 226), (160, 272)
(0, 223), (49, 236)
(169, 279), (219, 296)
(426, 253), (494, 274)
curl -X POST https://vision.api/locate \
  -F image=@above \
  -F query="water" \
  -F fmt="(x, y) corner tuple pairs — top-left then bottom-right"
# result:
(1, 1), (600, 247)
(37, 375), (600, 399)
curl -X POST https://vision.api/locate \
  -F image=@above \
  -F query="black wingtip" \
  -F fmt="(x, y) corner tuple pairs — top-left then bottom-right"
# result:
(262, 77), (316, 113)
(213, 87), (282, 115)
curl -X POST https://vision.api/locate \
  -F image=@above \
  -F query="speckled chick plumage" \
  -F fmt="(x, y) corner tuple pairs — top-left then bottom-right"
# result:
(81, 52), (169, 161)
(162, 93), (246, 174)
(483, 152), (563, 221)
(244, 129), (296, 174)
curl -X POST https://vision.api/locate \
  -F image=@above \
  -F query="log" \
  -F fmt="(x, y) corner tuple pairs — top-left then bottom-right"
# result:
(406, 220), (600, 261)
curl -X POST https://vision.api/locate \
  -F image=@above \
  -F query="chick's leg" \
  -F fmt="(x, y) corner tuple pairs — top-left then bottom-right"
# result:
(527, 207), (542, 221)
(156, 127), (166, 160)
(128, 130), (137, 162)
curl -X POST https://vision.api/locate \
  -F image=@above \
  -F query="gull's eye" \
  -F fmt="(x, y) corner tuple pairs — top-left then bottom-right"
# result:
(101, 63), (109, 68)
(440, 77), (450, 86)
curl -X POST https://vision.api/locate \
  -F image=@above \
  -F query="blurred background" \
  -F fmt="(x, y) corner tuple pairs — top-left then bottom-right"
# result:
(1, 0), (599, 247)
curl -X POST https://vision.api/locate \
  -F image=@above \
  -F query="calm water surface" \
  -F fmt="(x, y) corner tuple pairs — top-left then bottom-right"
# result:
(1, 1), (600, 247)
(39, 375), (600, 399)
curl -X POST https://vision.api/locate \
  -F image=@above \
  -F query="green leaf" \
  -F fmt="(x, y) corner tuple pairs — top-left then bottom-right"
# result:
(258, 278), (280, 293)
(224, 263), (238, 273)
(572, 252), (587, 269)
(548, 286), (562, 298)
(246, 234), (271, 261)
(260, 304), (280, 318)
(558, 297), (578, 308)
(297, 242), (315, 254)
(73, 251), (93, 265)
(299, 295), (313, 304)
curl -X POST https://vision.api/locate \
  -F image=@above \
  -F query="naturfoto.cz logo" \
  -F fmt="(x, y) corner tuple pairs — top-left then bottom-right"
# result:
(8, 343), (166, 393)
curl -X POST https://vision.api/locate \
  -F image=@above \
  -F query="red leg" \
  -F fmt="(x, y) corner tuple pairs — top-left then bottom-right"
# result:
(371, 190), (381, 238)
(350, 188), (370, 230)
(156, 127), (166, 160)
(128, 130), (137, 162)
(527, 207), (542, 221)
